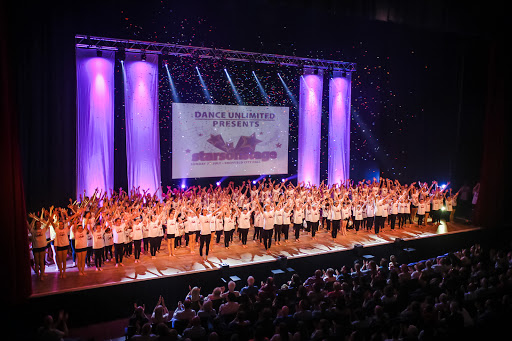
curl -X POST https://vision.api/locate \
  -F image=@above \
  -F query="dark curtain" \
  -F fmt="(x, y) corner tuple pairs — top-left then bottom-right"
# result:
(474, 40), (505, 228)
(1, 3), (32, 305)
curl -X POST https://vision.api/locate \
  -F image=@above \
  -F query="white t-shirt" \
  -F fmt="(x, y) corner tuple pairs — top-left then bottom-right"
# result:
(74, 228), (87, 249)
(148, 221), (160, 238)
(54, 224), (70, 247)
(167, 218), (178, 235)
(274, 209), (284, 225)
(224, 216), (235, 231)
(103, 230), (114, 246)
(113, 223), (126, 244)
(92, 230), (105, 249)
(199, 215), (212, 235)
(132, 222), (144, 240)
(239, 212), (251, 229)
(263, 211), (275, 230)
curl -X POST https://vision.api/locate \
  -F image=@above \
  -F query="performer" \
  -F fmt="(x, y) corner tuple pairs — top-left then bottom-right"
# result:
(28, 209), (52, 281)
(132, 215), (144, 262)
(91, 221), (105, 271)
(223, 207), (235, 249)
(112, 217), (127, 266)
(292, 202), (304, 242)
(72, 222), (88, 276)
(235, 206), (251, 248)
(330, 199), (342, 239)
(257, 202), (275, 253)
(166, 207), (179, 257)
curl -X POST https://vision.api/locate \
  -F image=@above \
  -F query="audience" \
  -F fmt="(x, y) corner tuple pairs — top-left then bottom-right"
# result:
(115, 243), (512, 340)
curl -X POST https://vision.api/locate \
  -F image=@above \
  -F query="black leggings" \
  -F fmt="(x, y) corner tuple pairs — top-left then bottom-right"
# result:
(274, 225), (282, 242)
(94, 248), (103, 268)
(86, 246), (93, 265)
(215, 231), (223, 244)
(281, 225), (289, 240)
(199, 234), (211, 256)
(239, 228), (249, 245)
(224, 230), (233, 247)
(262, 229), (274, 250)
(417, 214), (425, 225)
(332, 220), (340, 238)
(389, 214), (397, 229)
(104, 244), (112, 260)
(70, 238), (76, 262)
(366, 217), (374, 230)
(150, 237), (158, 257)
(354, 219), (361, 232)
(311, 221), (319, 237)
(143, 238), (149, 252)
(124, 242), (132, 256)
(253, 226), (261, 240)
(133, 239), (142, 259)
(294, 223), (302, 240)
(114, 243), (124, 264)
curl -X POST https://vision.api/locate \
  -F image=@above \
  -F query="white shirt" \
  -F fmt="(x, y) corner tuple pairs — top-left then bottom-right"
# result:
(224, 216), (235, 231)
(199, 215), (212, 235)
(74, 228), (87, 249)
(54, 224), (70, 247)
(263, 211), (275, 230)
(92, 230), (105, 249)
(113, 223), (126, 244)
(167, 218), (178, 235)
(239, 212), (251, 229)
(274, 209), (284, 225)
(132, 222), (143, 240)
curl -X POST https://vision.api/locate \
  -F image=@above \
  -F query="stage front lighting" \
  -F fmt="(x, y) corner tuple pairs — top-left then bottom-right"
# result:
(252, 181), (256, 185)
(441, 206), (446, 211)
(216, 182), (221, 186)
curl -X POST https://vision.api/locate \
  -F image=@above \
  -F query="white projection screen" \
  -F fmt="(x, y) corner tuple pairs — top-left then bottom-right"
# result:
(172, 103), (289, 179)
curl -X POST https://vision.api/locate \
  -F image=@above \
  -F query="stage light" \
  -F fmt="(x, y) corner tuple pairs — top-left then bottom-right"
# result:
(277, 73), (298, 107)
(181, 184), (186, 189)
(440, 184), (447, 189)
(252, 71), (270, 105)
(281, 178), (286, 183)
(224, 68), (243, 105)
(165, 62), (180, 103)
(441, 206), (446, 211)
(252, 181), (256, 185)
(216, 182), (221, 186)
(141, 52), (146, 61)
(195, 66), (214, 104)
(96, 49), (102, 57)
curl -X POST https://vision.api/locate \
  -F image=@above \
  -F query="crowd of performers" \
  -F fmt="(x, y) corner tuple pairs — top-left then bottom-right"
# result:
(28, 178), (459, 281)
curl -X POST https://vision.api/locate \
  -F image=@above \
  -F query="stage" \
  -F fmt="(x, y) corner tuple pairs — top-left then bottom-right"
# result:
(32, 220), (480, 297)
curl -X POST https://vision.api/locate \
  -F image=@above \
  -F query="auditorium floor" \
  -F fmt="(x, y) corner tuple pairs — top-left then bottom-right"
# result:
(31, 220), (479, 297)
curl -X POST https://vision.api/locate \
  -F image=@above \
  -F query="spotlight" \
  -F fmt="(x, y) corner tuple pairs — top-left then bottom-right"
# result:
(281, 178), (286, 183)
(181, 184), (186, 189)
(216, 182), (221, 186)
(252, 181), (256, 185)
(441, 206), (446, 211)
(141, 52), (146, 61)
(96, 49), (102, 57)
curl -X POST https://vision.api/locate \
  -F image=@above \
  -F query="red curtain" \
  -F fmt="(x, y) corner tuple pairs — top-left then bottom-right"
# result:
(474, 40), (505, 228)
(0, 5), (32, 304)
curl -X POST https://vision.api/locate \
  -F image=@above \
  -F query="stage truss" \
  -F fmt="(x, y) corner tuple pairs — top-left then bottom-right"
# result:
(75, 35), (356, 72)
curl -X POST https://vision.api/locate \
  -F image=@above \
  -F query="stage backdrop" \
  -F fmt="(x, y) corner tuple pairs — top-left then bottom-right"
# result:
(172, 103), (289, 179)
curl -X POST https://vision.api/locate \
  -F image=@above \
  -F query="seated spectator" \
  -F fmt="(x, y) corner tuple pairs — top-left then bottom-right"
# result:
(259, 277), (277, 300)
(172, 299), (196, 323)
(293, 300), (312, 323)
(228, 311), (251, 339)
(152, 296), (170, 325)
(273, 306), (295, 331)
(219, 292), (240, 316)
(128, 304), (150, 338)
(183, 316), (206, 340)
(240, 276), (259, 300)
(254, 308), (275, 339)
(186, 286), (204, 312)
(304, 269), (324, 290)
(197, 299), (217, 320)
(206, 287), (224, 312)
(37, 312), (68, 341)
(131, 323), (156, 341)
(270, 322), (292, 341)
(221, 280), (240, 300)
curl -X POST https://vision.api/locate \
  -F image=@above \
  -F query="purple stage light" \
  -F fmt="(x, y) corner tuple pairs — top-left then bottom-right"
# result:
(328, 72), (351, 185)
(298, 68), (323, 186)
(124, 52), (162, 198)
(216, 182), (221, 186)
(76, 48), (115, 199)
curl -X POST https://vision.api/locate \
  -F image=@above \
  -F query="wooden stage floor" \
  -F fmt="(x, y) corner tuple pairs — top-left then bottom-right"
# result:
(31, 221), (479, 297)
